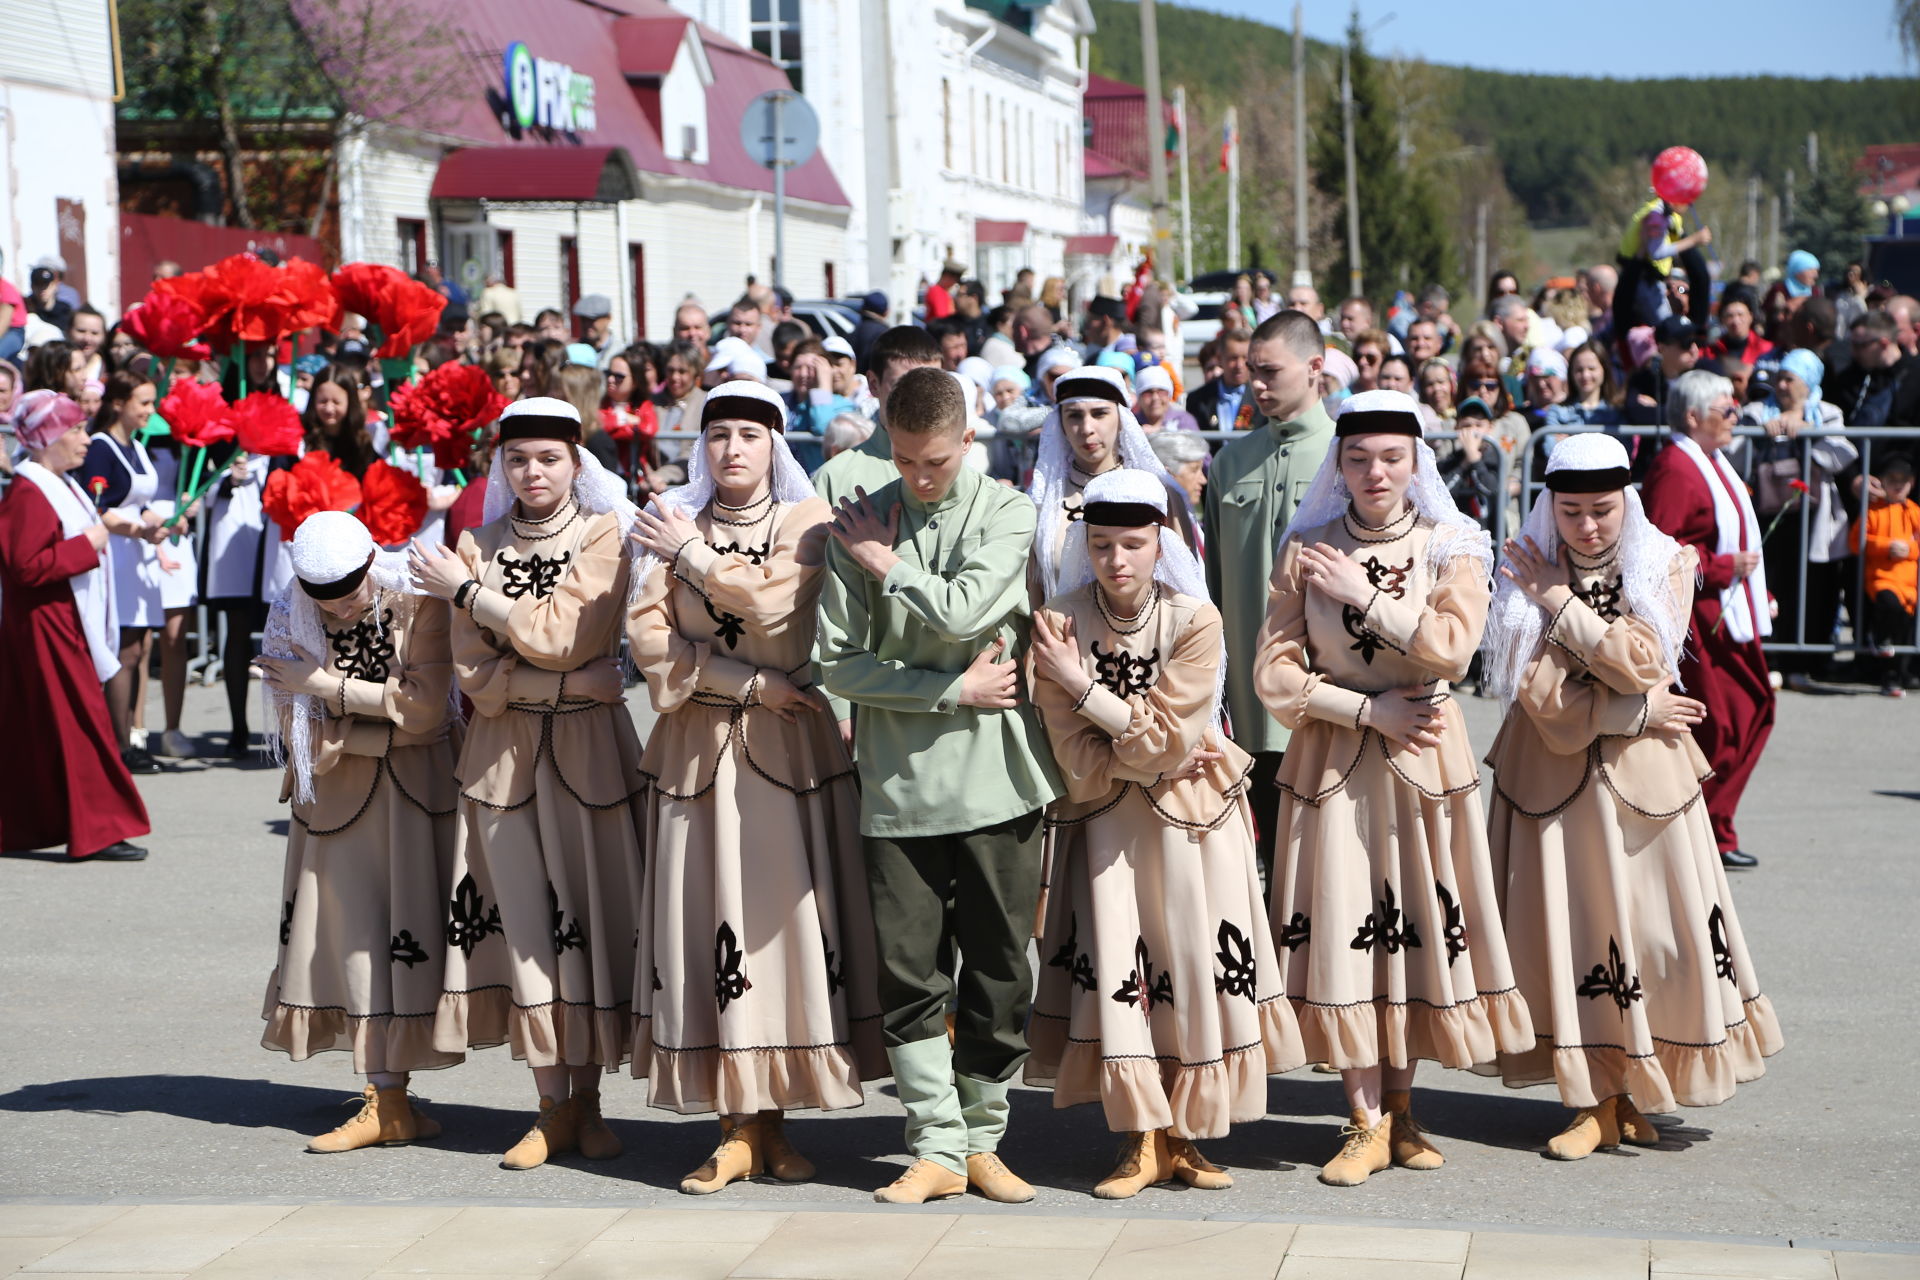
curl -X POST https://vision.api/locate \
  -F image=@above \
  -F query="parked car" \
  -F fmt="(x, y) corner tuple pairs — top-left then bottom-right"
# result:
(709, 300), (860, 345)
(1177, 268), (1274, 359)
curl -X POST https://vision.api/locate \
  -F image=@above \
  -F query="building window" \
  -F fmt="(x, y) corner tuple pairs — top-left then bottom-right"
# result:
(496, 230), (516, 287)
(942, 80), (952, 170)
(629, 243), (647, 339)
(749, 0), (802, 93)
(824, 262), (836, 298)
(1001, 106), (1009, 185)
(397, 219), (427, 275)
(560, 235), (580, 333)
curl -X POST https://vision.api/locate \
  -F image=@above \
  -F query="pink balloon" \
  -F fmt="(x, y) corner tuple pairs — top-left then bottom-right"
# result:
(1652, 146), (1709, 206)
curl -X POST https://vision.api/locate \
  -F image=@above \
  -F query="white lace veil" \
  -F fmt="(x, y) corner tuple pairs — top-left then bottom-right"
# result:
(1277, 390), (1494, 579)
(1027, 366), (1187, 600)
(482, 397), (639, 536)
(1055, 469), (1226, 728)
(261, 548), (416, 804)
(1483, 432), (1687, 707)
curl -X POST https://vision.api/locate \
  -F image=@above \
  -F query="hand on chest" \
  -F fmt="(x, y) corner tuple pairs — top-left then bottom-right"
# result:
(325, 609), (396, 681)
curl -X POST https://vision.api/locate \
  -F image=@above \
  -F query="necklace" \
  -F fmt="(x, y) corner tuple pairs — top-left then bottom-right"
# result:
(1095, 582), (1160, 636)
(1567, 544), (1621, 574)
(1070, 460), (1118, 487)
(510, 500), (578, 542)
(714, 486), (773, 515)
(1343, 501), (1417, 543)
(708, 497), (779, 530)
(514, 498), (571, 525)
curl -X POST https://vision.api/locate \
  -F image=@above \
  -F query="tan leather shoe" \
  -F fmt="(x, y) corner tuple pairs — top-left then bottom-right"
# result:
(306, 1085), (436, 1154)
(572, 1089), (623, 1162)
(681, 1115), (764, 1194)
(1382, 1089), (1445, 1171)
(1613, 1094), (1660, 1147)
(966, 1151), (1035, 1203)
(1094, 1129), (1173, 1199)
(756, 1110), (816, 1182)
(1319, 1109), (1392, 1186)
(501, 1096), (577, 1170)
(1166, 1134), (1233, 1190)
(874, 1157), (968, 1204)
(1546, 1096), (1622, 1161)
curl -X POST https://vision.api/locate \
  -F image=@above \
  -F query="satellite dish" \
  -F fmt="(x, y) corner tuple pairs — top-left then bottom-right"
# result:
(739, 90), (820, 170)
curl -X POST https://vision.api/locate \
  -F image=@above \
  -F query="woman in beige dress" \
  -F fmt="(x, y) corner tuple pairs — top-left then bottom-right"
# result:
(258, 511), (462, 1152)
(625, 381), (885, 1194)
(409, 397), (644, 1171)
(1482, 432), (1782, 1159)
(1254, 388), (1533, 1186)
(1026, 365), (1198, 604)
(1025, 469), (1305, 1199)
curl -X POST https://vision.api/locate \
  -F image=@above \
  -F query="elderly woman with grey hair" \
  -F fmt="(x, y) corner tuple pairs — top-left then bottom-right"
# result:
(821, 411), (875, 462)
(1638, 370), (1773, 871)
(1148, 429), (1209, 527)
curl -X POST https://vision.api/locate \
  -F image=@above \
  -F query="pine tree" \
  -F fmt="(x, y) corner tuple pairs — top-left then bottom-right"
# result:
(1787, 150), (1877, 270)
(1309, 10), (1454, 310)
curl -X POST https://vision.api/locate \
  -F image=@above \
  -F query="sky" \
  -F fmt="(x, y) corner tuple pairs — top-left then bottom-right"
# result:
(1182, 0), (1913, 79)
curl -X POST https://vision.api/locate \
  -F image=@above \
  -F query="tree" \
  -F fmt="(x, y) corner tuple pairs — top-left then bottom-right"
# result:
(1789, 150), (1876, 271)
(1309, 10), (1453, 308)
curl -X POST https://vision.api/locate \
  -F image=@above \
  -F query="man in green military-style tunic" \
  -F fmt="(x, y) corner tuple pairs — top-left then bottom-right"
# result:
(818, 368), (1062, 1205)
(1204, 311), (1335, 878)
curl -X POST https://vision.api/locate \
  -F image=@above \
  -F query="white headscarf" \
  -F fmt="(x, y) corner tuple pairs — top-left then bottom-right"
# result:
(1279, 389), (1494, 579)
(1055, 468), (1225, 729)
(1483, 432), (1686, 706)
(629, 381), (813, 600)
(1027, 365), (1186, 601)
(482, 397), (639, 536)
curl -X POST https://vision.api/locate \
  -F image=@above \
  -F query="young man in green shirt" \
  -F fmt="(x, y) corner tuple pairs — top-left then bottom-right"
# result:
(1204, 310), (1334, 878)
(813, 325), (944, 509)
(817, 368), (1063, 1205)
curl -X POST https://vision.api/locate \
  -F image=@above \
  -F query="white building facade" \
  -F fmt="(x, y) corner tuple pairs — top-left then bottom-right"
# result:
(673, 0), (1094, 315)
(0, 0), (122, 316)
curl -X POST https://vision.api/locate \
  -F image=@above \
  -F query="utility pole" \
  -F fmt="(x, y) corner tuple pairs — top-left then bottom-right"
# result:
(1768, 193), (1782, 270)
(1746, 175), (1760, 267)
(1225, 106), (1240, 269)
(1784, 167), (1797, 230)
(1174, 85), (1194, 282)
(1472, 201), (1488, 314)
(1139, 0), (1172, 248)
(1291, 1), (1310, 286)
(1341, 39), (1362, 298)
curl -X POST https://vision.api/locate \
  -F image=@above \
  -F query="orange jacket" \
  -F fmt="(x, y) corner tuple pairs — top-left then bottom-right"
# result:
(1853, 497), (1920, 612)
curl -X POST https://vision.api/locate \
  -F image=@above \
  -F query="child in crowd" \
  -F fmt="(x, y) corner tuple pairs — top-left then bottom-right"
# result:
(816, 367), (1063, 1204)
(1853, 454), (1919, 696)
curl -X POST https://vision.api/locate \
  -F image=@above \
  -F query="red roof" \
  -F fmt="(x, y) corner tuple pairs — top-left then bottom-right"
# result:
(291, 0), (846, 207)
(1084, 148), (1135, 181)
(1082, 72), (1173, 180)
(1064, 234), (1118, 256)
(430, 146), (639, 201)
(975, 220), (1028, 244)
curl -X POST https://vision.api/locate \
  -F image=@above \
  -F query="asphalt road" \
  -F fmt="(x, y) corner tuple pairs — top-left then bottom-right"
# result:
(2, 678), (1913, 1247)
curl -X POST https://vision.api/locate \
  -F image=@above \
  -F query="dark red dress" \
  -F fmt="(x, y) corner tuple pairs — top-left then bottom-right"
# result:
(1640, 442), (1776, 855)
(0, 480), (150, 857)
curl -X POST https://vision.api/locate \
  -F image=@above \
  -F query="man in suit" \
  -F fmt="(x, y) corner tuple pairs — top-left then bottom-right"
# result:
(1186, 327), (1252, 432)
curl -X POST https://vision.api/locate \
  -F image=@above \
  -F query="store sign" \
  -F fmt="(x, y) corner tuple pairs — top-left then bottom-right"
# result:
(504, 41), (597, 134)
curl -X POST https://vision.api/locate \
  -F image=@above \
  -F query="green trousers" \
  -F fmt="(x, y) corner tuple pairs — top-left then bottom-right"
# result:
(862, 808), (1044, 1082)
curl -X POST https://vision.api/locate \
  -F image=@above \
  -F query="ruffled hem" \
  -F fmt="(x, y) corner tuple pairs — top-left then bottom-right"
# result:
(628, 1014), (887, 1114)
(259, 969), (463, 1074)
(1497, 994), (1783, 1111)
(1024, 999), (1304, 1139)
(1291, 987), (1534, 1070)
(430, 986), (630, 1069)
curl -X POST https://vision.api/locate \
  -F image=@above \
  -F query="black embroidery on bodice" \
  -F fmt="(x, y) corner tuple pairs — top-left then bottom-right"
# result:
(1708, 905), (1736, 983)
(279, 899), (293, 946)
(1111, 936), (1175, 1016)
(1350, 880), (1422, 954)
(1341, 555), (1414, 664)
(549, 883), (585, 954)
(702, 597), (748, 649)
(1436, 881), (1468, 965)
(390, 931), (428, 968)
(1572, 574), (1625, 622)
(498, 550), (571, 599)
(1091, 641), (1159, 698)
(328, 610), (395, 682)
(1278, 912), (1311, 950)
(1064, 503), (1086, 524)
(706, 538), (771, 566)
(1048, 913), (1098, 992)
(445, 873), (504, 958)
(1577, 937), (1644, 1011)
(1212, 920), (1258, 1001)
(823, 930), (845, 995)
(714, 921), (751, 1011)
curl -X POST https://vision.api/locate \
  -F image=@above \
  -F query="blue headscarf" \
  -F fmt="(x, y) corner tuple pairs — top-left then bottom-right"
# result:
(1784, 249), (1820, 299)
(1776, 347), (1824, 404)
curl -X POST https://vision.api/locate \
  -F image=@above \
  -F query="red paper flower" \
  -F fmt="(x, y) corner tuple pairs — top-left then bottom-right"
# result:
(330, 263), (446, 358)
(357, 460), (429, 545)
(1788, 478), (1811, 494)
(229, 392), (306, 457)
(272, 259), (340, 337)
(159, 380), (235, 449)
(262, 452), (362, 540)
(120, 290), (212, 361)
(155, 253), (338, 352)
(389, 362), (507, 469)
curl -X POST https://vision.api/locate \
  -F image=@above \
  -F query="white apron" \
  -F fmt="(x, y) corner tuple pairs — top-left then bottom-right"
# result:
(104, 436), (167, 628)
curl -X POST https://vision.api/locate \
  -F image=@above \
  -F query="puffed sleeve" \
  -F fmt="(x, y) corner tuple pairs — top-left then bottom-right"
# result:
(339, 595), (454, 735)
(1356, 548), (1491, 681)
(1515, 646), (1650, 756)
(673, 498), (831, 631)
(451, 530), (518, 717)
(1253, 539), (1370, 729)
(467, 513), (629, 670)
(626, 558), (764, 712)
(1543, 550), (1695, 697)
